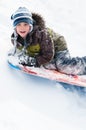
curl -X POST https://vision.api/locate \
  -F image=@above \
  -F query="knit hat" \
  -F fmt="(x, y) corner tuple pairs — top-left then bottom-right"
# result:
(11, 7), (33, 32)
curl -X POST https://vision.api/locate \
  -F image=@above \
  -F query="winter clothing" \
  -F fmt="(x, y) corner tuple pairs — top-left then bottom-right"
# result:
(11, 11), (54, 67)
(11, 7), (86, 75)
(55, 50), (86, 75)
(11, 7), (33, 32)
(19, 55), (37, 67)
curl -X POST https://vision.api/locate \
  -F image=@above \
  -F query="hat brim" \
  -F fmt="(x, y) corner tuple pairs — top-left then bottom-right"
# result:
(13, 18), (33, 27)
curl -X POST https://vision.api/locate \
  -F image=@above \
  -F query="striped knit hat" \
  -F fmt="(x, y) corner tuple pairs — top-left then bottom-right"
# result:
(11, 7), (33, 32)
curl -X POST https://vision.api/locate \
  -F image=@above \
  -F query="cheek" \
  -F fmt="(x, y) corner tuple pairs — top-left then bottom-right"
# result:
(27, 26), (31, 32)
(16, 28), (19, 33)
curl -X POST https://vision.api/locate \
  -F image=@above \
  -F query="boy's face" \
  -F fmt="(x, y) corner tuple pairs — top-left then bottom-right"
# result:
(16, 22), (31, 38)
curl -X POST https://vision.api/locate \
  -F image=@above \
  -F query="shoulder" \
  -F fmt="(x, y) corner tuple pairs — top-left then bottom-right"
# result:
(32, 13), (46, 30)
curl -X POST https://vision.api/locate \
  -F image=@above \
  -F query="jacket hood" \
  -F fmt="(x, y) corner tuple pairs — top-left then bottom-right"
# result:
(32, 13), (46, 29)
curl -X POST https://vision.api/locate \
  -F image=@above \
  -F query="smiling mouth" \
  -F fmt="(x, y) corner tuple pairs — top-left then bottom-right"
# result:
(20, 31), (26, 33)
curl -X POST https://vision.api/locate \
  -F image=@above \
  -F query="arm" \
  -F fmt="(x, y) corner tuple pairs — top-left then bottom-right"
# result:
(11, 33), (24, 49)
(36, 29), (54, 66)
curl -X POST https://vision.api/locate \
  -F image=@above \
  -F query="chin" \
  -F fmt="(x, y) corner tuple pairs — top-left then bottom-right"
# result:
(20, 34), (26, 38)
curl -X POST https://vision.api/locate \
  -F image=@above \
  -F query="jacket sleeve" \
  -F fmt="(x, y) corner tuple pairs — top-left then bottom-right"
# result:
(55, 49), (86, 75)
(36, 30), (54, 66)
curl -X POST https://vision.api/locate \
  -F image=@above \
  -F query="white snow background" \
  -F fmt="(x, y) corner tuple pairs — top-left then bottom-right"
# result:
(0, 0), (86, 130)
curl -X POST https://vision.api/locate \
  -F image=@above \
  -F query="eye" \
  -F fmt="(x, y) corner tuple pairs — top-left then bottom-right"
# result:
(17, 23), (21, 26)
(24, 23), (28, 26)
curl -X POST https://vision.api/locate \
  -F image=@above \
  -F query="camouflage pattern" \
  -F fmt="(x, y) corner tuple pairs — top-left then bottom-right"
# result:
(55, 50), (86, 75)
(47, 28), (67, 52)
(44, 30), (86, 75)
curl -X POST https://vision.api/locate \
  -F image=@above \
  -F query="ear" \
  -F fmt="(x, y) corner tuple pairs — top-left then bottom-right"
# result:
(29, 24), (33, 32)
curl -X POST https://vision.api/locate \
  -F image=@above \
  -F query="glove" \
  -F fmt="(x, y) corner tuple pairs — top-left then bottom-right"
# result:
(27, 57), (37, 67)
(19, 55), (29, 65)
(19, 55), (37, 67)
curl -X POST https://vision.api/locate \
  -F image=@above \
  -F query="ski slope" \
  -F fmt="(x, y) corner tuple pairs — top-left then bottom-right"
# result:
(1, 0), (86, 130)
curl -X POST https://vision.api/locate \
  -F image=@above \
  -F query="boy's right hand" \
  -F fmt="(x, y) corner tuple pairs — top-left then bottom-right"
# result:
(19, 55), (37, 67)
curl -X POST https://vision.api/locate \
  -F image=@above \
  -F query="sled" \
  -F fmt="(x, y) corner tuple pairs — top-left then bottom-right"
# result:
(7, 55), (86, 87)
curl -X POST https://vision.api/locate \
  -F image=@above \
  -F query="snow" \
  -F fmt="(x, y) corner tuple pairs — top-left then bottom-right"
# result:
(1, 0), (86, 130)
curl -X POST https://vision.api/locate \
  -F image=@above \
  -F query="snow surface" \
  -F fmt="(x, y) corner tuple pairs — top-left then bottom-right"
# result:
(1, 0), (86, 130)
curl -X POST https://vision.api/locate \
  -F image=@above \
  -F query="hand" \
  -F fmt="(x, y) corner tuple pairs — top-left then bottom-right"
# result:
(28, 57), (37, 67)
(19, 55), (29, 65)
(19, 56), (37, 67)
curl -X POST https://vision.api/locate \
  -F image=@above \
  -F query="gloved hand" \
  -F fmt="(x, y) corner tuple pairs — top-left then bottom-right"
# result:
(19, 55), (29, 65)
(27, 57), (37, 67)
(19, 55), (37, 67)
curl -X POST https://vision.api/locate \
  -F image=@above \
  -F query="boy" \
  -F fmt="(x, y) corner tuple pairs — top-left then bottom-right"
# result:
(11, 7), (86, 75)
(11, 7), (54, 67)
